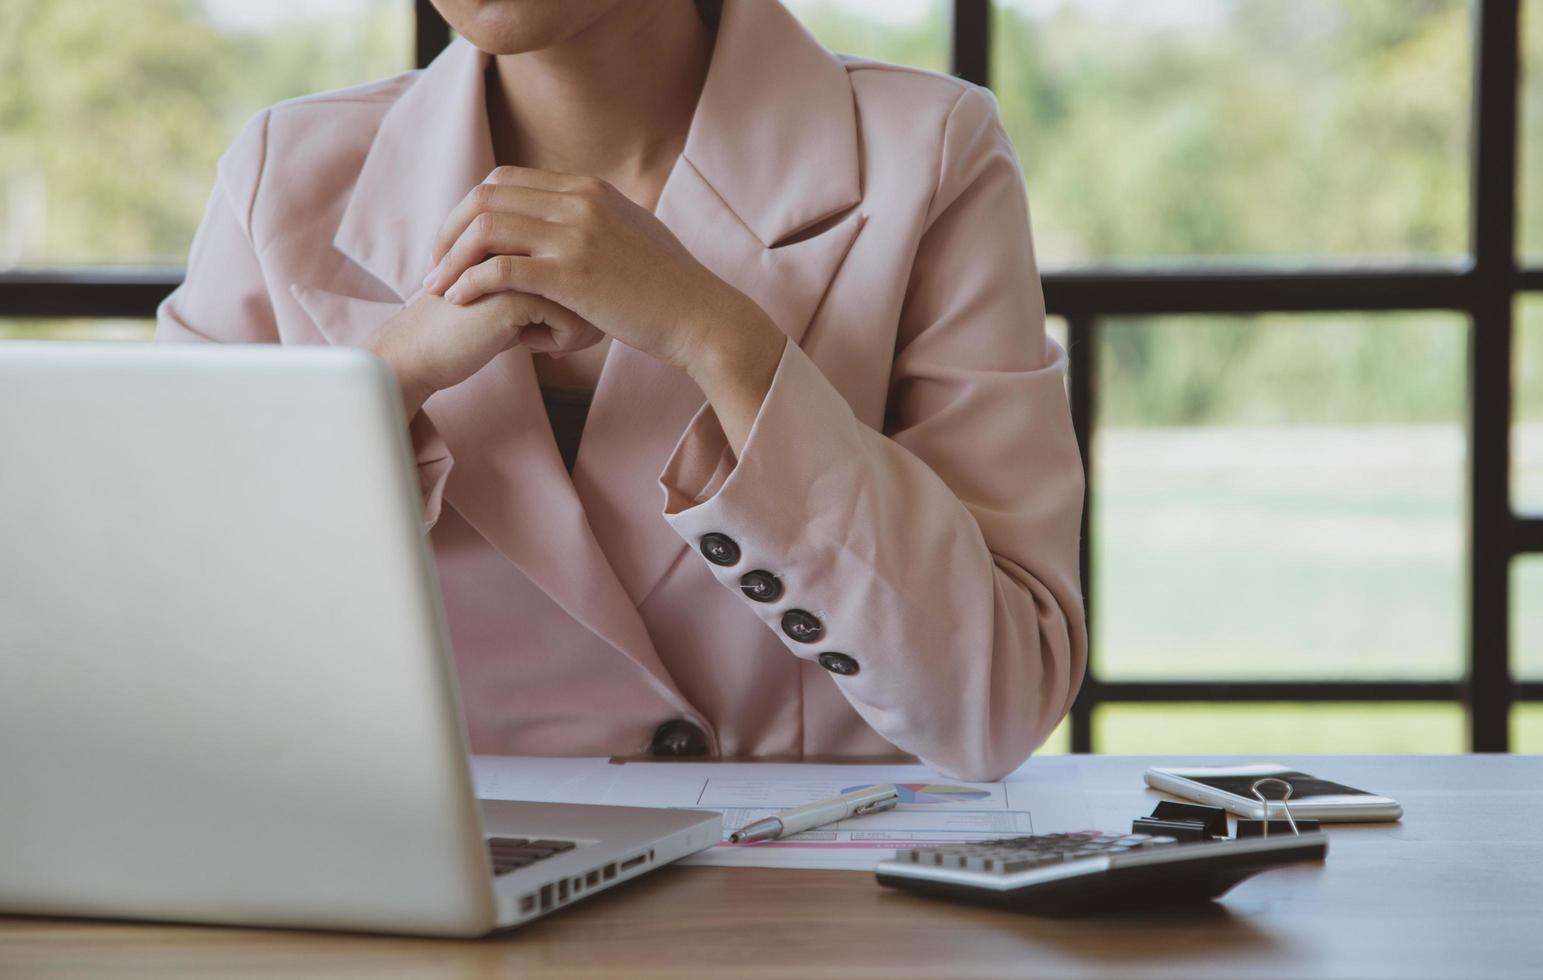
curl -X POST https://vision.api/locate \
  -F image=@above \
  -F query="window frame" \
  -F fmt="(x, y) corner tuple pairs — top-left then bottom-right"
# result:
(1, 0), (1534, 752)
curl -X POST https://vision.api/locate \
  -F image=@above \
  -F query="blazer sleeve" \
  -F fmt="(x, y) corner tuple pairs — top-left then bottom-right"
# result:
(154, 110), (454, 529)
(656, 83), (1087, 781)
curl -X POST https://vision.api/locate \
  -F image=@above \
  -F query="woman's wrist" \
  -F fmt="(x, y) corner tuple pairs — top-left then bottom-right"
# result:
(685, 304), (787, 457)
(368, 333), (433, 420)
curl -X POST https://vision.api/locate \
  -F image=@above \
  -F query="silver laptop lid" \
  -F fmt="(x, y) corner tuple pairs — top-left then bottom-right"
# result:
(0, 341), (496, 936)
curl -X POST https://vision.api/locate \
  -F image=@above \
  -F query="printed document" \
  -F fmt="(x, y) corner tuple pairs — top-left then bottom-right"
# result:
(471, 755), (1093, 870)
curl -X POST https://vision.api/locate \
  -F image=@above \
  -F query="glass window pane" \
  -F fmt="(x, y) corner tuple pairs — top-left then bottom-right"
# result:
(1095, 703), (1464, 754)
(992, 0), (1471, 266)
(1046, 314), (1068, 351)
(1523, 0), (1543, 261)
(1047, 314), (1074, 397)
(781, 0), (948, 71)
(1517, 297), (1543, 514)
(1094, 313), (1466, 680)
(1514, 703), (1543, 751)
(0, 0), (412, 267)
(1515, 557), (1543, 680)
(1035, 716), (1071, 756)
(1, 319), (155, 342)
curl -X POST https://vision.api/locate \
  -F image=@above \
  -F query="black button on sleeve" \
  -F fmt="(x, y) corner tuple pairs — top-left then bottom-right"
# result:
(649, 720), (708, 756)
(699, 532), (741, 567)
(817, 652), (859, 676)
(781, 609), (824, 644)
(739, 569), (783, 603)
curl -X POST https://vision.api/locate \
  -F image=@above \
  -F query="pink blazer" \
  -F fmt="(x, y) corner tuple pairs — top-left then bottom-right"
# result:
(155, 0), (1086, 779)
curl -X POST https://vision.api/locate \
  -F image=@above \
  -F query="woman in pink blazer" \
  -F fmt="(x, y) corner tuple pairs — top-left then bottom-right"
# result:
(156, 0), (1085, 780)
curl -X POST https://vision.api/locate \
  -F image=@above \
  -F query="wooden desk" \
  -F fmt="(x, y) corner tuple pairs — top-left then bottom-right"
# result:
(3, 755), (1540, 979)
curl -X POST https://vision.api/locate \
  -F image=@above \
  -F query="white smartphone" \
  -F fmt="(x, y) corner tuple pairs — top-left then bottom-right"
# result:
(1144, 764), (1403, 822)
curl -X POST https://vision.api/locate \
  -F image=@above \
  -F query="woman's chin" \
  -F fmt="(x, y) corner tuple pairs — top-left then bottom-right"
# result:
(432, 0), (626, 56)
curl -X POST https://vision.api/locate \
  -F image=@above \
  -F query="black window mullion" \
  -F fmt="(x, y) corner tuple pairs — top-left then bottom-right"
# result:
(951, 0), (989, 86)
(1044, 267), (1474, 317)
(1467, 0), (1521, 753)
(1520, 517), (1543, 552)
(0, 269), (180, 319)
(414, 0), (451, 70)
(1065, 314), (1097, 752)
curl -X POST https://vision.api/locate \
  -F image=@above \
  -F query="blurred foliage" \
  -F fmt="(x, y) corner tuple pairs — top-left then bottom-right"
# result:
(998, 0), (1471, 265)
(0, 0), (408, 265)
(1099, 312), (1466, 426)
(783, 0), (949, 71)
(0, 318), (152, 341)
(1517, 703), (1543, 751)
(1097, 703), (1466, 753)
(1522, 297), (1543, 423)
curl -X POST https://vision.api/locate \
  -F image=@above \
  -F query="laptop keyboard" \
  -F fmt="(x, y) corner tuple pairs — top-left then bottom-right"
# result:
(487, 836), (578, 876)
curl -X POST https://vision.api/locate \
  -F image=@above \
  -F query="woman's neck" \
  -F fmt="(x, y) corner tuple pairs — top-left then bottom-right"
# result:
(487, 2), (714, 191)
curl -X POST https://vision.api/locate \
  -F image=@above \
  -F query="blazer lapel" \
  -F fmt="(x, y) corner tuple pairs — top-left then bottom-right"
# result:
(572, 158), (865, 609)
(331, 39), (493, 303)
(287, 286), (701, 725)
(315, 38), (703, 718)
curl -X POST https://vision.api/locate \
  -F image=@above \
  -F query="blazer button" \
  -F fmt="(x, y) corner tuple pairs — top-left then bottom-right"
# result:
(699, 532), (741, 567)
(817, 652), (859, 676)
(650, 720), (708, 757)
(781, 609), (824, 644)
(739, 569), (783, 603)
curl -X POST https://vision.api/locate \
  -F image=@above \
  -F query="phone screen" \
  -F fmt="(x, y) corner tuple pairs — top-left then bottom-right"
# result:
(1186, 771), (1377, 800)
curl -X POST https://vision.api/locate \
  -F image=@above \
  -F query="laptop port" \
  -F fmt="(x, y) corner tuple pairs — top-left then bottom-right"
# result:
(603, 863), (617, 880)
(558, 879), (569, 902)
(520, 894), (535, 914)
(620, 853), (647, 872)
(539, 884), (554, 912)
(586, 870), (600, 887)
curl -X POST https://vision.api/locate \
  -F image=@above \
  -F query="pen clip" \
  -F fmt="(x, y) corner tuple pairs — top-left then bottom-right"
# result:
(852, 796), (899, 817)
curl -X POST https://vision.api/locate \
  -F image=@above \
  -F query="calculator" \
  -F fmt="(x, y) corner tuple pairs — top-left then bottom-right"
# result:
(875, 829), (1328, 915)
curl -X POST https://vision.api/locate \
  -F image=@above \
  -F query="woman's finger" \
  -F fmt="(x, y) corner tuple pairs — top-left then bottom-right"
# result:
(428, 180), (574, 270)
(428, 212), (561, 296)
(486, 290), (605, 354)
(444, 253), (556, 306)
(515, 320), (607, 356)
(483, 164), (597, 194)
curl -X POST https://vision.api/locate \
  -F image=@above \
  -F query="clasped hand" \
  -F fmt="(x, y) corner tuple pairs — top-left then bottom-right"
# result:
(368, 165), (778, 417)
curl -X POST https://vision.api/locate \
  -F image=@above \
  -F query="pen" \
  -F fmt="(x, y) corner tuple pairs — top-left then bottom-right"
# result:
(727, 784), (901, 843)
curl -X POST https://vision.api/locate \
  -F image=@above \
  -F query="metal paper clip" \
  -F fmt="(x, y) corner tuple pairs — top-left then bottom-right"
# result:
(1249, 777), (1300, 837)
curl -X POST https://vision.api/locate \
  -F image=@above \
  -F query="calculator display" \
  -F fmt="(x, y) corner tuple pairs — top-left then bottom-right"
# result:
(1185, 772), (1376, 800)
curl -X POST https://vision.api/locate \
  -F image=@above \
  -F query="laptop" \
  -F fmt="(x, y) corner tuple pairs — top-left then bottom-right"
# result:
(0, 341), (720, 937)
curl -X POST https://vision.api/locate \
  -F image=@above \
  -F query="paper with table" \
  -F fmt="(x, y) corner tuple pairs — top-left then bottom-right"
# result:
(471, 755), (1094, 870)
